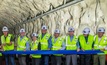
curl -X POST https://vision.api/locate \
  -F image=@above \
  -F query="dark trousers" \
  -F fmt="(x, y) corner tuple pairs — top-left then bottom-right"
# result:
(4, 54), (16, 65)
(18, 55), (26, 65)
(80, 54), (91, 65)
(0, 56), (2, 65)
(41, 55), (49, 65)
(26, 54), (31, 65)
(32, 58), (41, 65)
(51, 55), (62, 65)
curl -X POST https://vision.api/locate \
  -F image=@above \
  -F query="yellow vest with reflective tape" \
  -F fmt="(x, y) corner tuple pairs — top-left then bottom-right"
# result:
(52, 37), (63, 50)
(39, 33), (50, 50)
(94, 35), (107, 54)
(17, 36), (28, 51)
(79, 34), (94, 50)
(94, 35), (107, 50)
(1, 34), (14, 51)
(52, 37), (63, 56)
(66, 35), (77, 50)
(31, 40), (41, 58)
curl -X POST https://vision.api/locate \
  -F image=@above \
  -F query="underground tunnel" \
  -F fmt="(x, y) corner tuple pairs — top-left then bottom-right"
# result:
(0, 0), (107, 65)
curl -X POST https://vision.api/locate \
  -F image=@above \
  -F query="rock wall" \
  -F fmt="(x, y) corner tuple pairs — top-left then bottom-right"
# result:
(0, 0), (107, 37)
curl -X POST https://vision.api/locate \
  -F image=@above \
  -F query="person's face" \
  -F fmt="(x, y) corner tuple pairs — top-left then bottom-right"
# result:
(20, 32), (25, 36)
(42, 29), (47, 34)
(98, 32), (104, 37)
(32, 36), (37, 41)
(83, 34), (89, 37)
(3, 31), (8, 36)
(54, 33), (60, 38)
(69, 31), (74, 36)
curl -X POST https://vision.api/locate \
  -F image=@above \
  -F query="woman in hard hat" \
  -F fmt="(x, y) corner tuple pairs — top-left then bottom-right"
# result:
(30, 33), (41, 65)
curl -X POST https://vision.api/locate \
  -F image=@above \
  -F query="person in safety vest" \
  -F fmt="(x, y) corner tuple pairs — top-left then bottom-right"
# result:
(78, 27), (94, 65)
(93, 27), (107, 65)
(30, 33), (41, 65)
(51, 29), (65, 65)
(17, 28), (30, 65)
(38, 25), (52, 65)
(1, 26), (15, 65)
(65, 27), (80, 65)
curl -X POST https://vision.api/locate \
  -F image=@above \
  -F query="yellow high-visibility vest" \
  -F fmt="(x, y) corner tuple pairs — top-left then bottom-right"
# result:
(52, 37), (63, 56)
(94, 35), (107, 54)
(39, 33), (50, 50)
(1, 34), (14, 51)
(66, 35), (77, 50)
(79, 34), (94, 50)
(31, 40), (41, 58)
(17, 36), (28, 51)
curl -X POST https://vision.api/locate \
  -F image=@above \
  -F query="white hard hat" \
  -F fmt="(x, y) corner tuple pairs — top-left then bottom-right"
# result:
(20, 28), (25, 33)
(32, 33), (38, 37)
(2, 26), (9, 31)
(68, 27), (75, 32)
(83, 28), (90, 34)
(54, 29), (60, 33)
(41, 25), (47, 30)
(97, 27), (105, 32)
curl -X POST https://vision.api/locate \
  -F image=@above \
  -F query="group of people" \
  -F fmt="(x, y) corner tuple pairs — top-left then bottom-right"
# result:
(0, 25), (107, 65)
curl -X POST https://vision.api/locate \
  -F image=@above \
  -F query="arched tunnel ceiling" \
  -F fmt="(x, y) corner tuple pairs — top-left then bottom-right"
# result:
(0, 0), (107, 36)
(0, 0), (78, 28)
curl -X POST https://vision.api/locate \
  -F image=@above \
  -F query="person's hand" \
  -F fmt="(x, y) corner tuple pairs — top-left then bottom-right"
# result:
(100, 48), (105, 51)
(0, 49), (4, 51)
(82, 48), (85, 51)
(48, 48), (50, 50)
(24, 49), (26, 51)
(10, 42), (12, 45)
(6, 42), (13, 46)
(2, 43), (6, 46)
(34, 49), (37, 50)
(30, 56), (32, 58)
(77, 48), (80, 52)
(0, 46), (1, 48)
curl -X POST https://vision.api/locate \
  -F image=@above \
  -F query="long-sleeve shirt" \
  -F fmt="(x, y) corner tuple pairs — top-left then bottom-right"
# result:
(20, 36), (30, 50)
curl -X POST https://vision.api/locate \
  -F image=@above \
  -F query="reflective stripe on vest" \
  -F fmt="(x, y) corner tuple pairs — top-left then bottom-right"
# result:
(52, 37), (63, 50)
(1, 34), (14, 51)
(94, 35), (107, 50)
(66, 35), (77, 50)
(39, 33), (50, 50)
(31, 40), (41, 58)
(79, 34), (94, 50)
(17, 36), (28, 51)
(52, 37), (63, 56)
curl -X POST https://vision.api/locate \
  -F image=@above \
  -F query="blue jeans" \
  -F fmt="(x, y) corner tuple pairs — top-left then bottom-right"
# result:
(4, 54), (15, 65)
(41, 55), (49, 65)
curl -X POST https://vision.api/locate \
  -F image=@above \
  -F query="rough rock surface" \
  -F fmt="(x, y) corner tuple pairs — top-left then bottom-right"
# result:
(0, 0), (107, 36)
